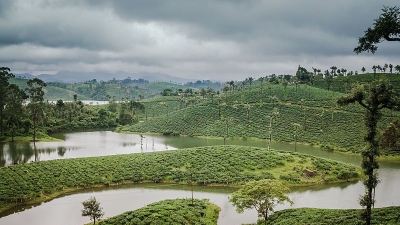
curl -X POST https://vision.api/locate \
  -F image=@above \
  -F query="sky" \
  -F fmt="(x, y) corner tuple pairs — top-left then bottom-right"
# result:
(0, 0), (399, 81)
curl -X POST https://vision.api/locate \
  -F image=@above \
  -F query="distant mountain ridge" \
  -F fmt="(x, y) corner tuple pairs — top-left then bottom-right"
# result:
(15, 71), (197, 84)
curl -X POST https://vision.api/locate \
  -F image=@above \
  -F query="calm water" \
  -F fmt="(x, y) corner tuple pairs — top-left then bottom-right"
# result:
(0, 131), (361, 166)
(0, 131), (399, 225)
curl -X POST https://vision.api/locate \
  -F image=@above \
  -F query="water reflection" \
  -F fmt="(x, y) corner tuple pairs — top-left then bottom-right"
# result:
(1, 132), (400, 225)
(0, 131), (178, 166)
(0, 182), (358, 225)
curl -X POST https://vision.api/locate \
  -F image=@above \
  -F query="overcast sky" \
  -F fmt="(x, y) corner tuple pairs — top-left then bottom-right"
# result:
(0, 0), (399, 81)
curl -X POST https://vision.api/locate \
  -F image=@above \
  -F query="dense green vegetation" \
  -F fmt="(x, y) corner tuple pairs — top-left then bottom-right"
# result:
(120, 79), (400, 153)
(0, 145), (360, 211)
(251, 206), (400, 225)
(1, 69), (148, 141)
(314, 72), (400, 94)
(10, 77), (222, 101)
(97, 198), (220, 225)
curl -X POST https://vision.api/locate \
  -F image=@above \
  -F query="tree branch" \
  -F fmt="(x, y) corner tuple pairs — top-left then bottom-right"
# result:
(358, 100), (369, 109)
(383, 34), (400, 42)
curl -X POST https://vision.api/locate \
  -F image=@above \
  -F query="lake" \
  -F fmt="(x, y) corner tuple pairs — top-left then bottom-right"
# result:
(0, 131), (399, 225)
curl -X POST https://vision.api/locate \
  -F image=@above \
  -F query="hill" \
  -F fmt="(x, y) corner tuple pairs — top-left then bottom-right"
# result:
(314, 72), (400, 93)
(15, 71), (197, 84)
(10, 77), (222, 101)
(120, 79), (400, 153)
(0, 145), (360, 213)
(97, 199), (220, 225)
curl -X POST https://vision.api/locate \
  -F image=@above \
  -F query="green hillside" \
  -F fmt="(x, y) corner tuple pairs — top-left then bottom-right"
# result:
(97, 199), (220, 225)
(258, 206), (400, 225)
(10, 77), (219, 101)
(120, 81), (400, 153)
(314, 72), (400, 93)
(9, 78), (85, 101)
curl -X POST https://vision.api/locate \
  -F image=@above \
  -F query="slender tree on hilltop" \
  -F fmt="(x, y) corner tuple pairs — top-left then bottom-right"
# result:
(248, 77), (254, 90)
(258, 77), (264, 97)
(362, 67), (366, 73)
(395, 65), (400, 74)
(389, 64), (393, 73)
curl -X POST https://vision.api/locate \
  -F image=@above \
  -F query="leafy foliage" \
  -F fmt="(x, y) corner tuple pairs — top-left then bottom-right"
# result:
(380, 120), (400, 153)
(0, 146), (360, 208)
(229, 179), (292, 223)
(82, 197), (104, 225)
(354, 6), (400, 54)
(98, 198), (219, 225)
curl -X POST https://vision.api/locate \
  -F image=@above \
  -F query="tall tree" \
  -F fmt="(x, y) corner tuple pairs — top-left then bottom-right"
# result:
(354, 6), (400, 54)
(258, 77), (264, 97)
(389, 63), (393, 73)
(361, 67), (366, 73)
(0, 67), (15, 136)
(337, 81), (400, 225)
(4, 84), (28, 141)
(26, 78), (47, 142)
(267, 107), (279, 150)
(248, 77), (254, 90)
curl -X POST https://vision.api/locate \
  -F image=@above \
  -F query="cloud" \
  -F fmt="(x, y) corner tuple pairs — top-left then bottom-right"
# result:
(0, 0), (399, 80)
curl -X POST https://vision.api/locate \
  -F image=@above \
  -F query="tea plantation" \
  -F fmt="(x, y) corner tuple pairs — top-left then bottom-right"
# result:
(121, 81), (399, 153)
(0, 146), (360, 212)
(97, 198), (220, 225)
(257, 206), (400, 225)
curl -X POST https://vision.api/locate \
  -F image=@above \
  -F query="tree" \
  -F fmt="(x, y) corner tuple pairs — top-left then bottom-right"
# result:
(337, 81), (400, 225)
(81, 197), (104, 225)
(330, 66), (337, 76)
(389, 63), (393, 73)
(4, 84), (28, 141)
(354, 6), (400, 54)
(395, 65), (400, 73)
(267, 107), (279, 150)
(258, 77), (264, 97)
(200, 87), (207, 99)
(383, 63), (388, 73)
(26, 78), (47, 142)
(362, 67), (366, 73)
(292, 123), (302, 152)
(282, 80), (288, 101)
(0, 67), (15, 136)
(248, 77), (254, 90)
(229, 179), (292, 224)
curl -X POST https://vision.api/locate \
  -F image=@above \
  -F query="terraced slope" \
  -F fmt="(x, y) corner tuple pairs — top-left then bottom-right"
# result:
(121, 84), (399, 153)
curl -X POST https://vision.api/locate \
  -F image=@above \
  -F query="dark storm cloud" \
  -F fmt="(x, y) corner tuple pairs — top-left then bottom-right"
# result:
(78, 0), (400, 56)
(0, 0), (399, 79)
